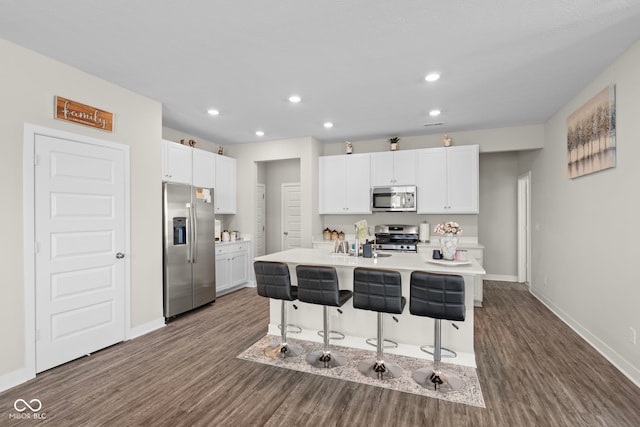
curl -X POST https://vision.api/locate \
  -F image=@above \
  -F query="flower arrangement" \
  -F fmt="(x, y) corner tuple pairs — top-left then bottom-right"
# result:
(433, 221), (462, 236)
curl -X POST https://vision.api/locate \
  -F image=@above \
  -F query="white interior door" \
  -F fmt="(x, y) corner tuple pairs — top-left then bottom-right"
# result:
(34, 134), (127, 372)
(517, 172), (531, 284)
(281, 183), (301, 250)
(256, 184), (266, 257)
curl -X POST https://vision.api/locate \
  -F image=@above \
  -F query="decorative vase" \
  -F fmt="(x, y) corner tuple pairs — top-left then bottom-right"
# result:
(440, 234), (458, 260)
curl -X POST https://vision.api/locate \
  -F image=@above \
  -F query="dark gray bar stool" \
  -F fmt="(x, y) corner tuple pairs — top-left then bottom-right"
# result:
(353, 267), (405, 380)
(254, 261), (303, 358)
(410, 271), (465, 392)
(296, 265), (353, 368)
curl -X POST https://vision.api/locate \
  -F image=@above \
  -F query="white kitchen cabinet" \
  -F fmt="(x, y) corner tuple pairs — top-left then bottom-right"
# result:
(215, 154), (236, 214)
(370, 150), (417, 186)
(215, 241), (248, 294)
(192, 148), (216, 188)
(417, 145), (479, 214)
(162, 139), (192, 184)
(319, 153), (371, 214)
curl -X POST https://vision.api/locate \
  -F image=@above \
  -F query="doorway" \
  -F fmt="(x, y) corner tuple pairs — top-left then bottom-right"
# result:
(517, 172), (531, 284)
(257, 158), (301, 254)
(24, 124), (130, 374)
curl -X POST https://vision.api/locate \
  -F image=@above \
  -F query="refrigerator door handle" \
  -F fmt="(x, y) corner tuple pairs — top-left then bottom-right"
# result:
(191, 204), (198, 263)
(186, 202), (193, 263)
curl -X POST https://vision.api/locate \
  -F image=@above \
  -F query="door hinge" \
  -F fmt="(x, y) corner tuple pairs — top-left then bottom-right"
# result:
(34, 154), (40, 166)
(34, 242), (40, 254)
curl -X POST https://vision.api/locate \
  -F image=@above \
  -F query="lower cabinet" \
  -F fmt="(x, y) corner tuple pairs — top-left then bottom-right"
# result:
(215, 242), (249, 294)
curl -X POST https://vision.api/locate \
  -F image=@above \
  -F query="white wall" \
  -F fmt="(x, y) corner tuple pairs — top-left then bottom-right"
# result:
(520, 40), (640, 385)
(225, 137), (322, 251)
(479, 152), (521, 278)
(0, 40), (163, 379)
(264, 159), (301, 253)
(322, 124), (543, 156)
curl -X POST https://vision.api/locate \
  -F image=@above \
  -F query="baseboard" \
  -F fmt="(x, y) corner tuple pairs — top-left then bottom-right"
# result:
(484, 274), (518, 282)
(127, 317), (165, 340)
(0, 366), (34, 394)
(530, 287), (640, 388)
(244, 281), (256, 288)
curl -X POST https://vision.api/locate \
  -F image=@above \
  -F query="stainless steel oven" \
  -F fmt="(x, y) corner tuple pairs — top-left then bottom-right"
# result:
(371, 186), (417, 212)
(374, 224), (419, 252)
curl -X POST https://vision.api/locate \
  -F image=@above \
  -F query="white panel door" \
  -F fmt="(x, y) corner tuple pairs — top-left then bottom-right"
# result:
(35, 134), (126, 372)
(282, 183), (302, 250)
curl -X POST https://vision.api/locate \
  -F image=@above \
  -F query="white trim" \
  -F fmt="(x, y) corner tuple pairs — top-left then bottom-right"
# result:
(0, 367), (35, 394)
(128, 318), (165, 340)
(484, 274), (519, 282)
(22, 123), (132, 378)
(530, 287), (640, 388)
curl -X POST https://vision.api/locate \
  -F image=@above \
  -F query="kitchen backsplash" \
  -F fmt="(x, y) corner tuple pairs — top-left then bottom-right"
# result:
(321, 212), (479, 240)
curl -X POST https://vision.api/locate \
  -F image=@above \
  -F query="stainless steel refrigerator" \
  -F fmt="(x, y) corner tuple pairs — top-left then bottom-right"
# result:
(163, 182), (216, 318)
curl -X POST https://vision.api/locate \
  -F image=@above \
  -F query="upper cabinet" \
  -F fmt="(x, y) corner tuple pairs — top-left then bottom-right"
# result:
(319, 153), (371, 214)
(192, 148), (216, 188)
(162, 140), (236, 214)
(215, 154), (236, 214)
(162, 140), (192, 184)
(417, 145), (479, 214)
(370, 150), (417, 186)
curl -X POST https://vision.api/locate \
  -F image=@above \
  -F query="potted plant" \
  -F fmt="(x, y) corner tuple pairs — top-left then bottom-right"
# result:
(388, 136), (400, 151)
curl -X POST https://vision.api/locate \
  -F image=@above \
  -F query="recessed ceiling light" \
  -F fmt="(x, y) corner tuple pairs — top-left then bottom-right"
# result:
(429, 109), (441, 117)
(289, 95), (301, 103)
(323, 122), (333, 128)
(255, 130), (264, 136)
(425, 73), (440, 82)
(207, 109), (219, 116)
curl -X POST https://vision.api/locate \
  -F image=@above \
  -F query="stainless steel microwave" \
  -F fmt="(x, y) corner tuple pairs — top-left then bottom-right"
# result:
(371, 186), (417, 212)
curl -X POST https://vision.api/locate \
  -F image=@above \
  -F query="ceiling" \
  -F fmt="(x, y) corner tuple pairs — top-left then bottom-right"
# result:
(2, 1), (640, 145)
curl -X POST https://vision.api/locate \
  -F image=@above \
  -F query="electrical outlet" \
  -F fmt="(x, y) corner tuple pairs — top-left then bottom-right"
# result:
(630, 327), (637, 345)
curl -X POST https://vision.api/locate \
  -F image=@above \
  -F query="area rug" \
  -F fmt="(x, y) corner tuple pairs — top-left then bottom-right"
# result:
(238, 335), (485, 408)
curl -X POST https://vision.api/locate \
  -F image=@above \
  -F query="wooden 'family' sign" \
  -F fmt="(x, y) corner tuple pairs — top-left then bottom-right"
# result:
(54, 96), (113, 132)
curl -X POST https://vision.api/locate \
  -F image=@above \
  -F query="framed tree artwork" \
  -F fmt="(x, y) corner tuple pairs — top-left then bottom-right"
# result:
(567, 84), (616, 178)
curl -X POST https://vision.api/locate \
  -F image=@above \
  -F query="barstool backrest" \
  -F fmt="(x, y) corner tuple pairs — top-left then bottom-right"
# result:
(353, 267), (404, 314)
(296, 265), (342, 306)
(254, 261), (295, 301)
(409, 271), (465, 322)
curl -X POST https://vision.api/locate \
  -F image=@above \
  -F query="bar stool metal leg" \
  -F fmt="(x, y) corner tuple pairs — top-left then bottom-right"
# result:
(358, 312), (403, 380)
(306, 306), (347, 368)
(412, 319), (462, 392)
(265, 300), (302, 358)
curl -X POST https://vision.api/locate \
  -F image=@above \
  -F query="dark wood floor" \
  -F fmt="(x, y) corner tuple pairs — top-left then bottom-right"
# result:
(2, 281), (639, 426)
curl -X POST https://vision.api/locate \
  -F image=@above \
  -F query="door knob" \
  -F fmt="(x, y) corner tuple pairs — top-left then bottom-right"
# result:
(283, 231), (289, 236)
(116, 252), (125, 259)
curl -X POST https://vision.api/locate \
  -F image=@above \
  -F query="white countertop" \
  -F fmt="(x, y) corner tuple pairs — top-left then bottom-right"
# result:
(255, 247), (485, 276)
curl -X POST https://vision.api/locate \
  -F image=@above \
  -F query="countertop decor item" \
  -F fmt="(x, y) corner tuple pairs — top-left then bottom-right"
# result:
(433, 221), (462, 261)
(388, 136), (400, 151)
(443, 134), (453, 147)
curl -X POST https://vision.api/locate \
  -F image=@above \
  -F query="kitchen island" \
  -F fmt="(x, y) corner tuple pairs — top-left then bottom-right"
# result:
(254, 248), (485, 367)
